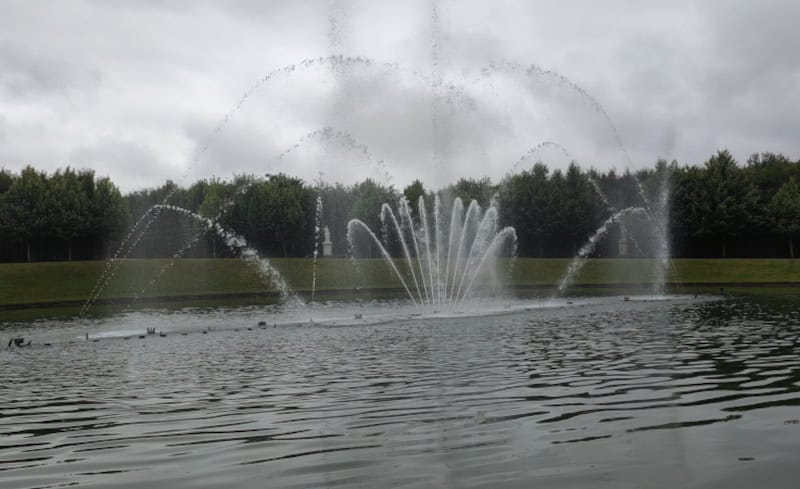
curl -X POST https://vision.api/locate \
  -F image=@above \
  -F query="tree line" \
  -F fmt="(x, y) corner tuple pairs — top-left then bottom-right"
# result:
(1, 149), (799, 262)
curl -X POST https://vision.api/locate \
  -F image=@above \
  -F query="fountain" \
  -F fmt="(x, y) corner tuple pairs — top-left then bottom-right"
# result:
(75, 1), (669, 317)
(7, 5), (775, 489)
(80, 203), (300, 316)
(347, 195), (517, 312)
(556, 165), (675, 296)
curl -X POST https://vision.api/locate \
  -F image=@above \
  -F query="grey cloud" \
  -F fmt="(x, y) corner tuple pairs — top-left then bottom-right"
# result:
(70, 139), (168, 192)
(0, 42), (101, 99)
(1, 0), (799, 192)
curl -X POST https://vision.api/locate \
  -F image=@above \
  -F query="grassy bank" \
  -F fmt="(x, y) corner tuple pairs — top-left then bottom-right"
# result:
(1, 258), (799, 309)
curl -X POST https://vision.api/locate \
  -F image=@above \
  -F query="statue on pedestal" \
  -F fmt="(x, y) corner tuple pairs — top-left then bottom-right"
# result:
(322, 225), (333, 256)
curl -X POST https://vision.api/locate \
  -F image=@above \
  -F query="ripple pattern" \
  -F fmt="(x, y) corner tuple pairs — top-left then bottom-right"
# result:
(2, 296), (800, 488)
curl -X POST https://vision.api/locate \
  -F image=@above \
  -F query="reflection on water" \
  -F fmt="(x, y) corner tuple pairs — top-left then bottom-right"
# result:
(1, 294), (799, 488)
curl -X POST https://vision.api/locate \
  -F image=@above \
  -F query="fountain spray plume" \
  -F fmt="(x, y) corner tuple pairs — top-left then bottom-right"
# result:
(81, 181), (255, 316)
(148, 205), (298, 304)
(556, 207), (647, 293)
(84, 55), (413, 315)
(348, 193), (516, 312)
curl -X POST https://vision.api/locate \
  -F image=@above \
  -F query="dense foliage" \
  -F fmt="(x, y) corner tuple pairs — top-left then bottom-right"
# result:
(1, 149), (799, 262)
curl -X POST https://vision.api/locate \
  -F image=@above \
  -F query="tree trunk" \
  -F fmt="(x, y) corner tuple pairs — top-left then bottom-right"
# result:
(790, 236), (795, 259)
(721, 237), (727, 258)
(26, 241), (31, 263)
(538, 240), (544, 258)
(67, 239), (72, 261)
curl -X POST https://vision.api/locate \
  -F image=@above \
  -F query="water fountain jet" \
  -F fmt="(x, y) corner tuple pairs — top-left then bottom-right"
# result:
(348, 195), (516, 312)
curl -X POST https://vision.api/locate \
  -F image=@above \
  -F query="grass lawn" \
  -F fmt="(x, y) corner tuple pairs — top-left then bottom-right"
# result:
(0, 258), (799, 308)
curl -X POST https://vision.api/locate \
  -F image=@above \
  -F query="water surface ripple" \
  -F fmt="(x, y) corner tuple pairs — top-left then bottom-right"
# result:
(2, 295), (800, 488)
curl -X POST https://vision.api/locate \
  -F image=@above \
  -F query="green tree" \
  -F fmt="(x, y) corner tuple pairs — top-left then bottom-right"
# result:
(673, 150), (761, 257)
(745, 152), (799, 200)
(48, 168), (90, 260)
(499, 162), (556, 256)
(320, 183), (355, 256)
(228, 174), (311, 257)
(89, 176), (128, 258)
(553, 163), (607, 254)
(350, 178), (397, 231)
(0, 168), (12, 194)
(770, 177), (800, 258)
(198, 177), (240, 219)
(403, 179), (425, 217)
(447, 177), (496, 207)
(3, 166), (49, 262)
(349, 178), (398, 257)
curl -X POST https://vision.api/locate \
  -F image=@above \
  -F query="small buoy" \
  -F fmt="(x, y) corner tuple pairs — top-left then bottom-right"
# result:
(202, 330), (208, 334)
(138, 335), (145, 339)
(355, 313), (363, 319)
(566, 301), (573, 305)
(258, 321), (266, 326)
(623, 296), (630, 301)
(181, 332), (188, 336)
(247, 327), (253, 331)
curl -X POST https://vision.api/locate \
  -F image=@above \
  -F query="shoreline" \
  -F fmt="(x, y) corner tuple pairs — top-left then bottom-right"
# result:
(2, 281), (799, 312)
(1, 258), (798, 316)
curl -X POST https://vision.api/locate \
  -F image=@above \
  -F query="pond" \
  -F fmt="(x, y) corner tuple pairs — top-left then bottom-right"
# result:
(2, 292), (799, 488)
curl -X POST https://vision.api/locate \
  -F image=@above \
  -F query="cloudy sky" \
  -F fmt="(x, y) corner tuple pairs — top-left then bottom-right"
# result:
(1, 0), (798, 192)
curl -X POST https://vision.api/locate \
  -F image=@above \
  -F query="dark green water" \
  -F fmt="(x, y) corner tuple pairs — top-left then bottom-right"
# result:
(1, 293), (799, 488)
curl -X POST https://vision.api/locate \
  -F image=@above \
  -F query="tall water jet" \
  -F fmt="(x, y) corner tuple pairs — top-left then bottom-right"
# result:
(647, 165), (674, 294)
(310, 180), (324, 317)
(347, 195), (516, 312)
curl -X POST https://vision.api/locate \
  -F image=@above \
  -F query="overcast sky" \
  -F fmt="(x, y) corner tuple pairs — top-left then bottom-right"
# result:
(1, 0), (798, 192)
